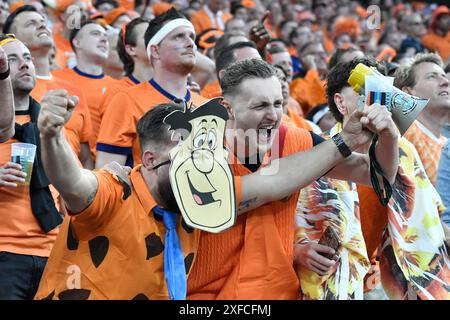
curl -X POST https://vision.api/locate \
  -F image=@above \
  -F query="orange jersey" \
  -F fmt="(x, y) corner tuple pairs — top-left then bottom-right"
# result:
(287, 96), (304, 117)
(53, 23), (77, 69)
(0, 114), (61, 257)
(290, 70), (327, 116)
(282, 107), (312, 130)
(118, 0), (134, 10)
(97, 79), (207, 166)
(404, 121), (447, 185)
(421, 31), (450, 60)
(31, 75), (93, 157)
(190, 8), (232, 34)
(200, 80), (222, 99)
(35, 166), (224, 299)
(52, 67), (115, 149)
(357, 184), (388, 292)
(99, 75), (140, 119)
(187, 125), (313, 300)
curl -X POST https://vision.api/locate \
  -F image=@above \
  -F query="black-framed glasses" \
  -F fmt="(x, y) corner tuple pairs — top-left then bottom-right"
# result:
(151, 159), (171, 171)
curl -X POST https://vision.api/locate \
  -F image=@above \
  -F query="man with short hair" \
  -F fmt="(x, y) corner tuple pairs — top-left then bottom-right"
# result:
(290, 41), (328, 116)
(98, 17), (151, 118)
(394, 53), (449, 185)
(53, 19), (115, 153)
(5, 5), (94, 168)
(201, 40), (260, 100)
(0, 35), (65, 300)
(326, 57), (450, 300)
(51, 0), (90, 69)
(96, 8), (207, 169)
(187, 59), (399, 299)
(399, 13), (427, 57)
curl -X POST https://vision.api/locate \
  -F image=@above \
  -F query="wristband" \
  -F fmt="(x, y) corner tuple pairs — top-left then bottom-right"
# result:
(0, 65), (10, 80)
(331, 133), (352, 158)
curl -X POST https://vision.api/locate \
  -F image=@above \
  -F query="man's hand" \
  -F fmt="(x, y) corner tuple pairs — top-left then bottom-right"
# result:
(340, 104), (374, 151)
(294, 242), (338, 276)
(0, 162), (26, 187)
(364, 103), (398, 140)
(249, 11), (271, 53)
(0, 46), (8, 74)
(38, 90), (78, 138)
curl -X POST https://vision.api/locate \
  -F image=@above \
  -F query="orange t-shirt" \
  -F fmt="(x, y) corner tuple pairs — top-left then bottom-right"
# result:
(200, 80), (222, 99)
(357, 184), (388, 292)
(404, 121), (446, 185)
(53, 24), (77, 69)
(31, 75), (93, 157)
(190, 8), (232, 34)
(421, 31), (450, 61)
(52, 67), (115, 149)
(282, 107), (313, 131)
(118, 0), (134, 10)
(0, 114), (61, 257)
(187, 125), (313, 300)
(99, 75), (140, 119)
(97, 80), (207, 167)
(287, 96), (304, 117)
(35, 166), (212, 300)
(290, 70), (327, 116)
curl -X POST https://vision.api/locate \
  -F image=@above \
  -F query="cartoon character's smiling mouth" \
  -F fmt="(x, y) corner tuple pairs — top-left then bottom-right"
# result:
(186, 171), (217, 206)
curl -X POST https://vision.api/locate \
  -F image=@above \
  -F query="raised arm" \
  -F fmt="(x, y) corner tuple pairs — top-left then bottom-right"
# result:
(238, 106), (374, 214)
(38, 90), (98, 213)
(0, 46), (15, 142)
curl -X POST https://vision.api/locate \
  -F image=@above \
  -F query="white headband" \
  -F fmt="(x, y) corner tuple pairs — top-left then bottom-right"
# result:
(146, 18), (195, 59)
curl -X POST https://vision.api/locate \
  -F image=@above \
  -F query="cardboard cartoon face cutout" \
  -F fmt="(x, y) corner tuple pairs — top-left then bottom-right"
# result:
(163, 97), (236, 233)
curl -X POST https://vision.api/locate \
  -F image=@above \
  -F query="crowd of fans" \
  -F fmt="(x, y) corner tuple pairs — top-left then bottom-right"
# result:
(0, 0), (449, 300)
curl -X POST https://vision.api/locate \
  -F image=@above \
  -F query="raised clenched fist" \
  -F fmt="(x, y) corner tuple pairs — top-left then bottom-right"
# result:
(38, 89), (79, 138)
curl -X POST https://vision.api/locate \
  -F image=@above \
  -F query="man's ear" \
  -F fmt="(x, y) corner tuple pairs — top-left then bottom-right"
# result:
(125, 44), (136, 57)
(334, 92), (348, 117)
(150, 45), (160, 60)
(402, 86), (413, 95)
(141, 149), (156, 170)
(221, 99), (235, 120)
(218, 69), (225, 80)
(72, 38), (81, 51)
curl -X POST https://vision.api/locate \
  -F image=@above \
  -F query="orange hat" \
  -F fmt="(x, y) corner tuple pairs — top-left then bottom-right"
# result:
(197, 29), (224, 54)
(152, 2), (173, 17)
(333, 17), (360, 40)
(242, 0), (256, 8)
(430, 5), (449, 31)
(9, 1), (26, 13)
(104, 7), (128, 25)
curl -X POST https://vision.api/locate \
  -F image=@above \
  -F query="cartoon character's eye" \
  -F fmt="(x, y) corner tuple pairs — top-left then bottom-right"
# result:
(193, 132), (207, 148)
(207, 130), (217, 149)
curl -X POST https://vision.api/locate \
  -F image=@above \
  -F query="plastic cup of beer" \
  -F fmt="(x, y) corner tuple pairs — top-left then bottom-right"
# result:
(11, 143), (37, 186)
(365, 75), (394, 109)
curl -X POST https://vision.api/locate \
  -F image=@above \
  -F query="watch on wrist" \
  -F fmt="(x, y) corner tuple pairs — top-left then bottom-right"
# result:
(0, 65), (10, 80)
(332, 133), (352, 158)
